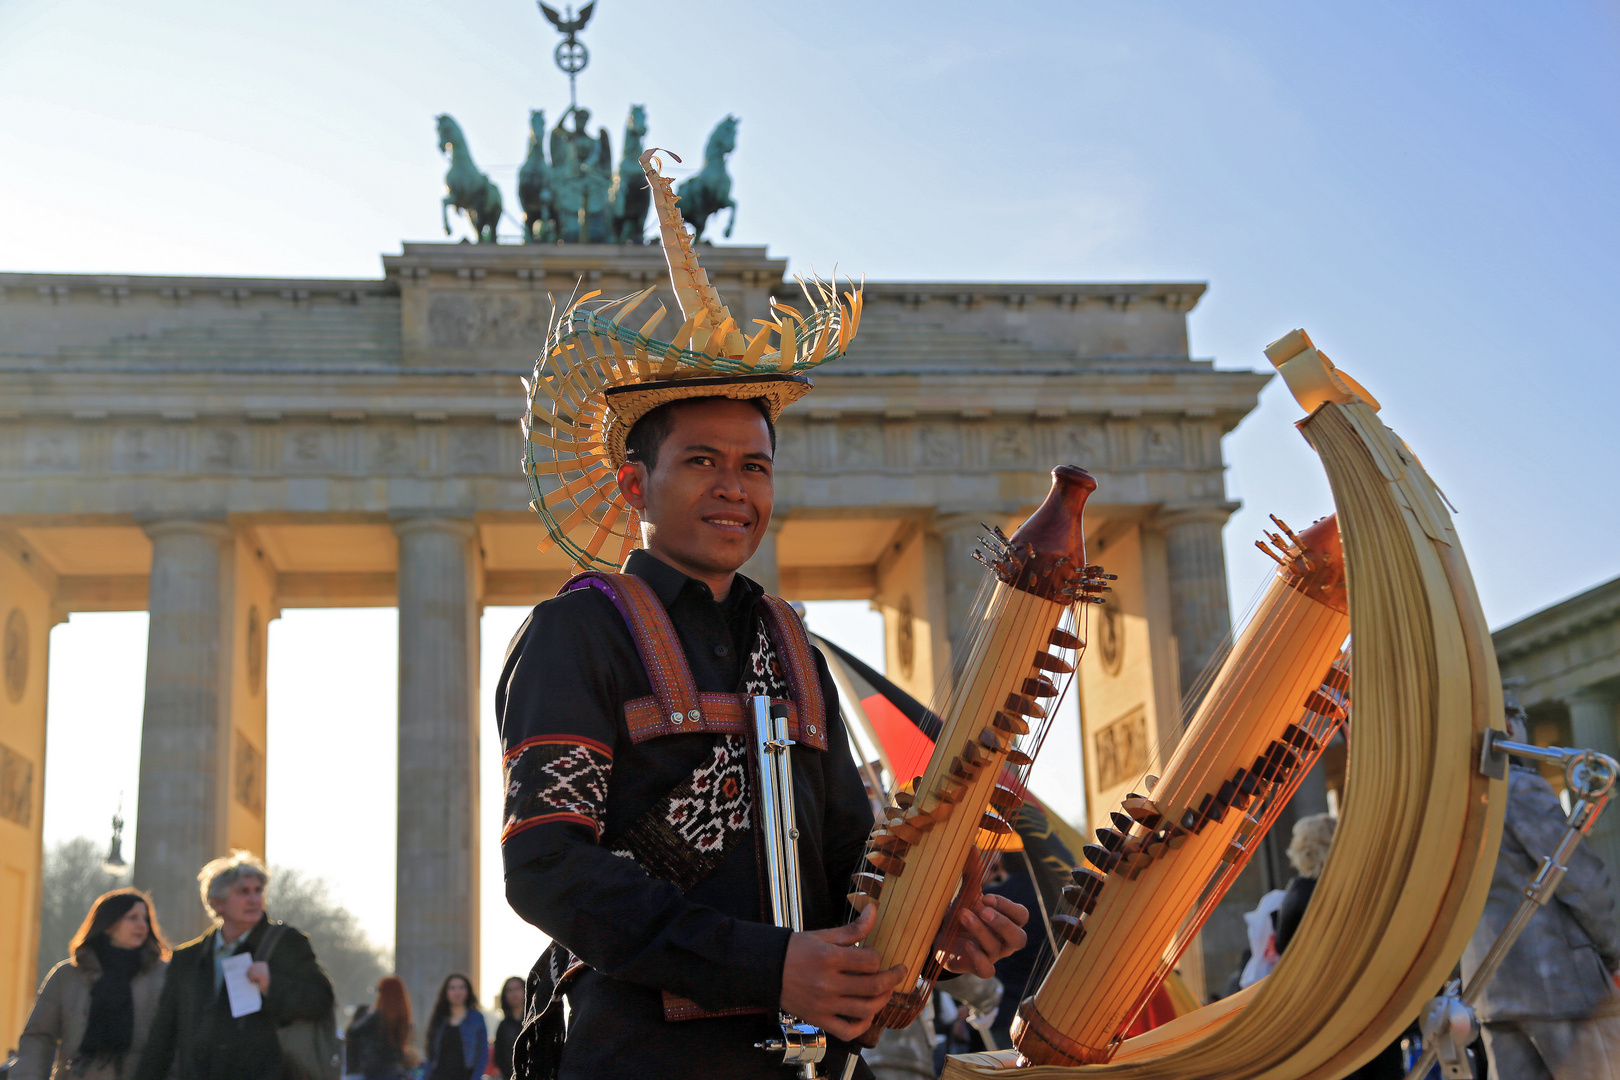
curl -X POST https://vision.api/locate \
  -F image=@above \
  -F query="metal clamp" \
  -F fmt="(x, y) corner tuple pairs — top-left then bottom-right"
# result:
(1418, 981), (1479, 1079)
(1404, 736), (1618, 1080)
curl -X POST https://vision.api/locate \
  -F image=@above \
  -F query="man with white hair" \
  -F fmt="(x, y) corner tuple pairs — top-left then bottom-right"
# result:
(136, 851), (335, 1080)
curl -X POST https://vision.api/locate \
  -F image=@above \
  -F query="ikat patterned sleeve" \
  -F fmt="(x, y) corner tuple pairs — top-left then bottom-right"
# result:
(495, 589), (625, 865)
(501, 734), (613, 842)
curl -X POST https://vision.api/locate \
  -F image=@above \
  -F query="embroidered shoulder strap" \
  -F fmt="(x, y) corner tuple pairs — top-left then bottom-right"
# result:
(562, 571), (702, 724)
(756, 595), (827, 732)
(560, 572), (828, 751)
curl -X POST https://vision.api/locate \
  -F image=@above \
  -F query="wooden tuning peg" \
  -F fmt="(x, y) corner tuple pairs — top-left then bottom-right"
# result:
(867, 851), (906, 875)
(992, 711), (1031, 736)
(1021, 675), (1059, 698)
(1032, 651), (1075, 675)
(1051, 913), (1087, 947)
(1049, 627), (1083, 650)
(1004, 693), (1047, 720)
(851, 871), (885, 899)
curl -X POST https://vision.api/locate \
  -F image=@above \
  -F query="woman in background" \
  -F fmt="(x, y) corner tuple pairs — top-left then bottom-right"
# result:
(491, 977), (525, 1080)
(422, 973), (487, 1080)
(343, 975), (416, 1080)
(16, 888), (170, 1080)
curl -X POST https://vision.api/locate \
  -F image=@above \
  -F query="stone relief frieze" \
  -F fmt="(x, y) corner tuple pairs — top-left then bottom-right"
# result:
(427, 293), (550, 349)
(25, 431), (77, 471)
(113, 428), (176, 473)
(284, 428), (333, 472)
(450, 429), (495, 473)
(370, 428), (416, 473)
(838, 422), (883, 470)
(1059, 421), (1106, 467)
(201, 428), (247, 471)
(917, 423), (960, 468)
(988, 422), (1033, 467)
(1141, 420), (1182, 464)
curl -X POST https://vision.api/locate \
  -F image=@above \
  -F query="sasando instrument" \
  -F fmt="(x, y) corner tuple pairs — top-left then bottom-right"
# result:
(852, 465), (1109, 1042)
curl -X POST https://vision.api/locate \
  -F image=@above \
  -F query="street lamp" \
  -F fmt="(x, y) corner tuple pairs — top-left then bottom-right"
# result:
(103, 798), (127, 876)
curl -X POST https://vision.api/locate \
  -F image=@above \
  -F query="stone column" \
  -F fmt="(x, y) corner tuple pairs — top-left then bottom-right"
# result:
(134, 520), (234, 942)
(935, 514), (992, 660)
(1567, 686), (1620, 889)
(393, 518), (480, 1013)
(1161, 507), (1234, 705)
(740, 512), (785, 596)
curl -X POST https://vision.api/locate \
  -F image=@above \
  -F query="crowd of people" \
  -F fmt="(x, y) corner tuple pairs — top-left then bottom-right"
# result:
(10, 704), (1620, 1080)
(13, 851), (532, 1080)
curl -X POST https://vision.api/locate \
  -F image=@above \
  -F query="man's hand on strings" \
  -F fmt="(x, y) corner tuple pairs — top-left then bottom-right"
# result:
(937, 894), (1029, 979)
(781, 904), (907, 1041)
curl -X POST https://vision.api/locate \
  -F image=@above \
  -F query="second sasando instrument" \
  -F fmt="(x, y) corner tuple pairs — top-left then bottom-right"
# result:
(1014, 512), (1351, 1064)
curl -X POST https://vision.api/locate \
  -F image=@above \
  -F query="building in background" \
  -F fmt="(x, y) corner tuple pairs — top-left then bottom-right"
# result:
(1494, 574), (1620, 904)
(0, 239), (1268, 1040)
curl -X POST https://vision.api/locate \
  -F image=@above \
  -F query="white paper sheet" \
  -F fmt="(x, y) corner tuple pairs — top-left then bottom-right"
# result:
(221, 952), (262, 1018)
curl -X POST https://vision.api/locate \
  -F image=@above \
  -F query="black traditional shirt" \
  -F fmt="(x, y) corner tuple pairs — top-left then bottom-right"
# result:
(496, 550), (875, 1080)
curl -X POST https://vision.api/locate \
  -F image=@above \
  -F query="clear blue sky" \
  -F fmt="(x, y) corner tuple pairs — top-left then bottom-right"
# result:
(8, 0), (1620, 998)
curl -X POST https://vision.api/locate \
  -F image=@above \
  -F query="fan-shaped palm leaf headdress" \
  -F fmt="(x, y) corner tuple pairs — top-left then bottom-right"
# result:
(522, 148), (863, 572)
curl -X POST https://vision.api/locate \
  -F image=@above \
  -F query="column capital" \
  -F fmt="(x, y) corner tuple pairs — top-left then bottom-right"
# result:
(391, 516), (478, 540)
(932, 511), (995, 535)
(141, 518), (233, 544)
(1156, 502), (1241, 530)
(1566, 684), (1620, 709)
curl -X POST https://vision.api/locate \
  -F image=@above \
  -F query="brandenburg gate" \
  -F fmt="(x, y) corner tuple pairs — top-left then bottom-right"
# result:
(0, 241), (1268, 1038)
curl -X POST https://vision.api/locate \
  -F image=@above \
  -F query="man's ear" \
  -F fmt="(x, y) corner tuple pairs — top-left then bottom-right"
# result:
(617, 462), (648, 511)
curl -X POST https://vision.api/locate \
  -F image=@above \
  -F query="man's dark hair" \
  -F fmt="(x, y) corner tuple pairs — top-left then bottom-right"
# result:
(622, 396), (776, 471)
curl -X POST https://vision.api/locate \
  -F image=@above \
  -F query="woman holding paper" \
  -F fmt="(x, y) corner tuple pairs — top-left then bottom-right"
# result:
(421, 974), (487, 1080)
(15, 888), (171, 1080)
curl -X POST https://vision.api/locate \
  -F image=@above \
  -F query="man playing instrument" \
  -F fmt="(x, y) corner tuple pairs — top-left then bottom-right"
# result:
(499, 146), (1026, 1079)
(498, 390), (1029, 1079)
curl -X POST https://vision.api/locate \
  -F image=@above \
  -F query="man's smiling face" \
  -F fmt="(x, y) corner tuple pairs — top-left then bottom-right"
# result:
(616, 397), (774, 596)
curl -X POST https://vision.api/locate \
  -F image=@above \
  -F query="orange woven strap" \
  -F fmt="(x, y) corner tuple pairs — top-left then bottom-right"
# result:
(623, 693), (828, 750)
(757, 594), (828, 738)
(564, 572), (831, 751)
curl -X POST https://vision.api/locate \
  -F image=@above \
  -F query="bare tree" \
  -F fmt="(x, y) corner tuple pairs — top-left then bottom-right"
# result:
(265, 866), (392, 1012)
(36, 837), (130, 987)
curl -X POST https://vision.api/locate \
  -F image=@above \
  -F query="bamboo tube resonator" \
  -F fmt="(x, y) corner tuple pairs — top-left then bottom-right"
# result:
(852, 465), (1110, 1041)
(1014, 515), (1350, 1066)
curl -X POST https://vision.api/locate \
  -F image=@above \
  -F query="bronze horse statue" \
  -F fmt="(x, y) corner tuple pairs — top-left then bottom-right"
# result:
(436, 114), (502, 243)
(517, 109), (553, 243)
(609, 104), (650, 243)
(676, 115), (738, 242)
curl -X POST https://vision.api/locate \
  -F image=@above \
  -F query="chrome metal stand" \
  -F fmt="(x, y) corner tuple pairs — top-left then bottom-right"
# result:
(1401, 732), (1618, 1080)
(750, 695), (831, 1079)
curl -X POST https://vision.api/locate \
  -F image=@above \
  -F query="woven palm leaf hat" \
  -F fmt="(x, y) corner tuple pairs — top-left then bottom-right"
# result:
(522, 148), (864, 572)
